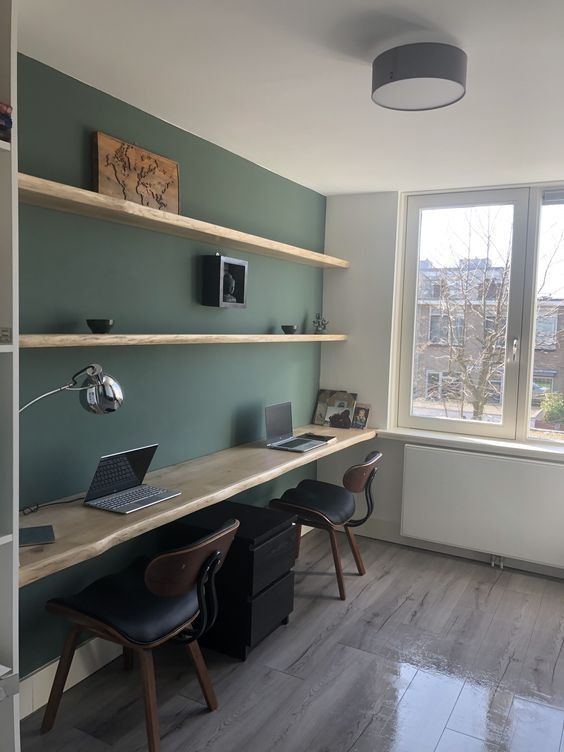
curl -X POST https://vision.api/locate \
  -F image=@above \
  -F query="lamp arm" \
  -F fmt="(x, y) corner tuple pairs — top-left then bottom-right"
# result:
(19, 364), (102, 414)
(19, 384), (73, 414)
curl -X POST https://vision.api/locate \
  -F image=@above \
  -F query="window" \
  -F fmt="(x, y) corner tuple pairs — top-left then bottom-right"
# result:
(534, 376), (554, 392)
(528, 193), (564, 441)
(535, 312), (558, 350)
(397, 187), (537, 439)
(429, 312), (464, 346)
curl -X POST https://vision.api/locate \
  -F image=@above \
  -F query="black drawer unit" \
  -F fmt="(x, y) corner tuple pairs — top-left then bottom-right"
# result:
(175, 500), (297, 660)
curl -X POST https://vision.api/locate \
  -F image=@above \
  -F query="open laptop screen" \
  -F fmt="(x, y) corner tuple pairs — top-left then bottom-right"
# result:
(265, 402), (293, 445)
(84, 444), (158, 502)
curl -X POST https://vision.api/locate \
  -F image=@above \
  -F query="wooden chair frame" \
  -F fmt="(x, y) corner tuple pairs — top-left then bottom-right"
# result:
(272, 451), (382, 600)
(41, 519), (239, 752)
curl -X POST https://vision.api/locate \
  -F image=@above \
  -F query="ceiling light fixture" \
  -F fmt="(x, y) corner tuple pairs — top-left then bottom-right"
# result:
(371, 42), (467, 111)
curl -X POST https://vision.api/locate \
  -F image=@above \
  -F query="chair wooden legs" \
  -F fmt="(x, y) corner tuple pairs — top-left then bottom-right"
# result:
(139, 649), (161, 752)
(294, 522), (302, 560)
(345, 526), (366, 576)
(41, 626), (81, 733)
(328, 528), (346, 600)
(123, 646), (134, 671)
(186, 640), (218, 711)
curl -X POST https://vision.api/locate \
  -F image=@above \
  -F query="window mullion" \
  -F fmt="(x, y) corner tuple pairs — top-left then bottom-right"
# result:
(514, 188), (542, 442)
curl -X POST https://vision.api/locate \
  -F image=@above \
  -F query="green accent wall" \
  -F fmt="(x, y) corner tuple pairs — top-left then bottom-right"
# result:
(18, 55), (326, 677)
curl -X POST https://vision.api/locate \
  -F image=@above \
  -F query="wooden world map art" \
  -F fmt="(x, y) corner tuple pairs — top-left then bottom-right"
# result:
(93, 131), (180, 213)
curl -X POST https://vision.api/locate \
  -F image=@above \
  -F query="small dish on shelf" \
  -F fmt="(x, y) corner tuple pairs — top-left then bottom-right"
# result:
(281, 325), (298, 335)
(86, 319), (114, 334)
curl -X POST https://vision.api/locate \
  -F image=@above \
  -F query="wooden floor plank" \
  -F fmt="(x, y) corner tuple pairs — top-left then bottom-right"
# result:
(436, 728), (500, 751)
(499, 697), (564, 752)
(348, 669), (463, 752)
(516, 580), (564, 704)
(447, 681), (513, 745)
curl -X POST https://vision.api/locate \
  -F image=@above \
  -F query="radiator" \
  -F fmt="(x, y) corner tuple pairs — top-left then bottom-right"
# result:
(401, 444), (564, 568)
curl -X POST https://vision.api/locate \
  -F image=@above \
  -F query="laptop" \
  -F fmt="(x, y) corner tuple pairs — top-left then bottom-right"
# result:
(84, 444), (181, 514)
(265, 402), (327, 453)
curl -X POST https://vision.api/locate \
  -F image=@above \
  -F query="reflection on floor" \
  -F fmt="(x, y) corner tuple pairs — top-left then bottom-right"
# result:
(21, 529), (564, 751)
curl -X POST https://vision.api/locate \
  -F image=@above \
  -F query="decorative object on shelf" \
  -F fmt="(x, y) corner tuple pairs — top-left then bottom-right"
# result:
(201, 254), (248, 308)
(0, 101), (13, 143)
(19, 363), (124, 415)
(86, 318), (114, 334)
(371, 41), (467, 111)
(352, 403), (371, 430)
(93, 132), (180, 213)
(313, 312), (329, 334)
(313, 389), (358, 427)
(281, 325), (297, 335)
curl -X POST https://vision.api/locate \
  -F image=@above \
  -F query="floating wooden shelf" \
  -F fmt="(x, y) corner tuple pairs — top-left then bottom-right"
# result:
(20, 333), (348, 348)
(0, 140), (11, 152)
(19, 173), (349, 270)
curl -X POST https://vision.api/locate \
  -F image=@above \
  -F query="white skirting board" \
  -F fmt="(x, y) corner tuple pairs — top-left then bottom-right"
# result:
(402, 444), (564, 569)
(19, 638), (121, 719)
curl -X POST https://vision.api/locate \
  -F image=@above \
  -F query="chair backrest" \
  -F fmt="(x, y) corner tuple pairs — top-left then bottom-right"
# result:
(342, 451), (383, 493)
(144, 519), (239, 597)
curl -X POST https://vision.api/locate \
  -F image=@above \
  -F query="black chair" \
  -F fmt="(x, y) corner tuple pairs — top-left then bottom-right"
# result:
(40, 519), (240, 752)
(270, 451), (382, 600)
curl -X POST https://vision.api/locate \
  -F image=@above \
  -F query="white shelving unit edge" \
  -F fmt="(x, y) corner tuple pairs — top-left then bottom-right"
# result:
(0, 1), (19, 750)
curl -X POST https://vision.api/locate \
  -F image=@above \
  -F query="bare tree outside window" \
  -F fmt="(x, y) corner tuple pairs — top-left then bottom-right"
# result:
(412, 205), (513, 423)
(411, 204), (564, 431)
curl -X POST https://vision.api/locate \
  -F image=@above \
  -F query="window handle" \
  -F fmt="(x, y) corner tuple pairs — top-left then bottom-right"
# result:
(511, 337), (519, 362)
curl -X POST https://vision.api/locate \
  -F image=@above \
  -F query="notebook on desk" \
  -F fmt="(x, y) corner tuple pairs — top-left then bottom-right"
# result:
(265, 402), (327, 453)
(84, 444), (181, 514)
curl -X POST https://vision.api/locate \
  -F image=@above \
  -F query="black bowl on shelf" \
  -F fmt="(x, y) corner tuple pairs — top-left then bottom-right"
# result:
(281, 325), (298, 335)
(86, 319), (114, 334)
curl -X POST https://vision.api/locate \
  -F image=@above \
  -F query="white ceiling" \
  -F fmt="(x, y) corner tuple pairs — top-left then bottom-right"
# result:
(17, 0), (564, 195)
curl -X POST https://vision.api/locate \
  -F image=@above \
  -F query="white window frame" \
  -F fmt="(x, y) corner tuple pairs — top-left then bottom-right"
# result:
(397, 188), (531, 439)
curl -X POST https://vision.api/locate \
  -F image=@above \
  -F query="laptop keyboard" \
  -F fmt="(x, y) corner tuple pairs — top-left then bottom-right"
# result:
(280, 438), (313, 449)
(88, 485), (169, 511)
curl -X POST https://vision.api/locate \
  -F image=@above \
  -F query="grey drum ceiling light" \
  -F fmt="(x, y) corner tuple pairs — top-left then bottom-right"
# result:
(371, 42), (467, 111)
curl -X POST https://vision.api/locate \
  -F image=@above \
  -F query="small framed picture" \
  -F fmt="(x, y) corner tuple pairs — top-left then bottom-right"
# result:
(352, 403), (371, 430)
(201, 255), (248, 308)
(313, 389), (357, 427)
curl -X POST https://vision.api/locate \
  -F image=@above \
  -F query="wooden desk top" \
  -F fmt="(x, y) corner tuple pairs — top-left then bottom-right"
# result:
(20, 426), (377, 587)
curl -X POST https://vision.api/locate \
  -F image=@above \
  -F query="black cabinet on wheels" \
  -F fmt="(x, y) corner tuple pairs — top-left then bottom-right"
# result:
(174, 501), (297, 660)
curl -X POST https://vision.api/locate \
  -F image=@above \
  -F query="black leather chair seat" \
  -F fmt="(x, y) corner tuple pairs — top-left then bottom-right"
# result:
(49, 558), (199, 645)
(281, 479), (356, 525)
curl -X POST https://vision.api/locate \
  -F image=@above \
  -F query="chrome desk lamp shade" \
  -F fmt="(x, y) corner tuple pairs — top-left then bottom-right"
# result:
(78, 364), (124, 415)
(19, 363), (124, 414)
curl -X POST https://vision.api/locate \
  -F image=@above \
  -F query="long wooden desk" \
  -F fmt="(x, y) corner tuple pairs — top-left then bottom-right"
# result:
(20, 425), (377, 587)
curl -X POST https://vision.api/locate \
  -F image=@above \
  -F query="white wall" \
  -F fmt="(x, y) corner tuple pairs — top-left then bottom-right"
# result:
(320, 193), (398, 428)
(319, 192), (403, 540)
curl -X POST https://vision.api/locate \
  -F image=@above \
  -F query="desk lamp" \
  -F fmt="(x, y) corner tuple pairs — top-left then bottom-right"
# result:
(20, 363), (124, 414)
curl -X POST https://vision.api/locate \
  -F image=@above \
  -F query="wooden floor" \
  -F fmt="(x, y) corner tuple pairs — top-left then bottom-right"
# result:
(21, 530), (564, 752)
